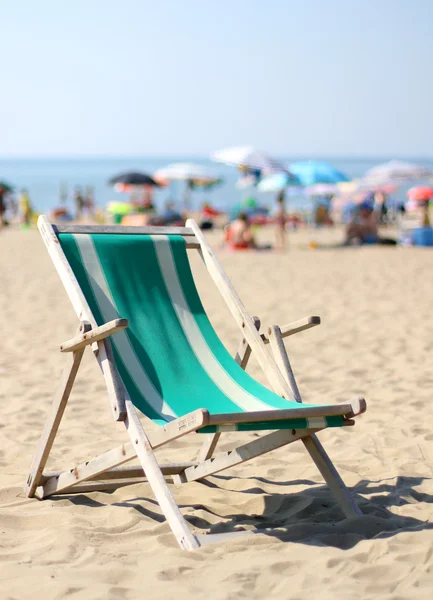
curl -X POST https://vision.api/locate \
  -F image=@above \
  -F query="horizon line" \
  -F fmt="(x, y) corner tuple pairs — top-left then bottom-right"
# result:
(0, 153), (432, 162)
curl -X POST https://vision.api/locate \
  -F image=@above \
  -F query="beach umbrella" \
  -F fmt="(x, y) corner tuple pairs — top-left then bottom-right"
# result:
(153, 163), (220, 186)
(407, 186), (433, 227)
(407, 185), (433, 202)
(211, 146), (286, 174)
(364, 160), (432, 183)
(257, 172), (301, 193)
(108, 172), (159, 186)
(153, 163), (221, 208)
(305, 183), (340, 196)
(289, 160), (349, 186)
(235, 175), (257, 189)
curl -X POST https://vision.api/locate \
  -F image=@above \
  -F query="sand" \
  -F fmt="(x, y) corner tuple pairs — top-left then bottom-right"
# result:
(1, 224), (433, 599)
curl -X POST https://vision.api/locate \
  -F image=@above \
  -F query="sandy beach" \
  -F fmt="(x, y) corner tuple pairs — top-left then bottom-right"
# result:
(1, 224), (433, 600)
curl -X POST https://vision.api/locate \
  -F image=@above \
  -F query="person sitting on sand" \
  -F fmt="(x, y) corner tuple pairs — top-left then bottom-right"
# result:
(344, 201), (396, 246)
(344, 201), (379, 245)
(225, 212), (258, 249)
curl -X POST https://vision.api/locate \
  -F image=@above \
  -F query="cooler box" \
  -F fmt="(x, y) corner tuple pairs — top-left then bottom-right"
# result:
(412, 227), (433, 246)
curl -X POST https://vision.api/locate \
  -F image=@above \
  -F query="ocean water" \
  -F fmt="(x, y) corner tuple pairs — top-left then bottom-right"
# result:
(1, 156), (432, 215)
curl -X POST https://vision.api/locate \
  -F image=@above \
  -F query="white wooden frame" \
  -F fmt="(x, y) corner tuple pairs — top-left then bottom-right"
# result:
(25, 216), (366, 551)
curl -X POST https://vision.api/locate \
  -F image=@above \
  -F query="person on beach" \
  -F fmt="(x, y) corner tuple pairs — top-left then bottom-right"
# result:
(225, 212), (259, 249)
(344, 201), (379, 244)
(74, 187), (85, 220)
(18, 189), (33, 227)
(84, 186), (95, 219)
(274, 190), (286, 249)
(0, 184), (8, 228)
(344, 201), (396, 245)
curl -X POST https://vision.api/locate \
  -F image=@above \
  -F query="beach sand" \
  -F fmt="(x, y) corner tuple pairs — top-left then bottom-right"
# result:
(1, 224), (433, 599)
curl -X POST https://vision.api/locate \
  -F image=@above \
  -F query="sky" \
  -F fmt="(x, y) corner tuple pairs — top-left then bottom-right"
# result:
(1, 0), (432, 158)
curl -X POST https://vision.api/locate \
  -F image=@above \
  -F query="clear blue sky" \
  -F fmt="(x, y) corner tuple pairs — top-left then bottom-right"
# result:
(1, 0), (432, 158)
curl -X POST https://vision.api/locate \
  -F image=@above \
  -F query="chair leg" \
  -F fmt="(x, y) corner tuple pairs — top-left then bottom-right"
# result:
(303, 434), (362, 517)
(268, 324), (362, 518)
(25, 346), (86, 497)
(124, 400), (200, 551)
(198, 433), (221, 462)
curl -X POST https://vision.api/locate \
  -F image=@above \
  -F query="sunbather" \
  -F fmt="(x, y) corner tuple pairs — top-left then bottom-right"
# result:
(344, 201), (396, 245)
(226, 212), (258, 249)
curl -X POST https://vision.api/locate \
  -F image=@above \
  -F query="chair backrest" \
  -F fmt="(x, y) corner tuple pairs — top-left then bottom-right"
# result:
(50, 225), (292, 424)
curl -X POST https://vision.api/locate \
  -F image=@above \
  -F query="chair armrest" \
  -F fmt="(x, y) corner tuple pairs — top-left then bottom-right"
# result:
(60, 319), (128, 352)
(261, 316), (320, 344)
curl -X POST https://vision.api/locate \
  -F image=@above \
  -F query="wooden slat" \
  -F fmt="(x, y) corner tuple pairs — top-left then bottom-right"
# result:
(267, 325), (363, 518)
(97, 337), (127, 421)
(180, 428), (321, 483)
(38, 216), (97, 326)
(54, 224), (196, 235)
(40, 443), (135, 497)
(268, 325), (302, 402)
(53, 224), (200, 248)
(42, 462), (196, 482)
(261, 316), (321, 344)
(24, 326), (90, 497)
(38, 215), (127, 422)
(38, 409), (209, 498)
(345, 397), (367, 418)
(124, 400), (200, 550)
(150, 409), (209, 447)
(39, 480), (140, 495)
(198, 433), (221, 463)
(60, 318), (128, 352)
(302, 435), (362, 517)
(234, 316), (261, 368)
(207, 403), (356, 426)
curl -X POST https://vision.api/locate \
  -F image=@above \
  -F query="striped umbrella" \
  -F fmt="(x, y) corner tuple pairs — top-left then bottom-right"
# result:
(364, 160), (432, 184)
(211, 146), (286, 174)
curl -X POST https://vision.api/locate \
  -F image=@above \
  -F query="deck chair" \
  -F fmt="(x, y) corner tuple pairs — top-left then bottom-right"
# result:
(26, 215), (367, 550)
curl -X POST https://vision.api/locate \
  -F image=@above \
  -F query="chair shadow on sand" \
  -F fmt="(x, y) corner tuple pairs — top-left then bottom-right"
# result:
(58, 474), (433, 550)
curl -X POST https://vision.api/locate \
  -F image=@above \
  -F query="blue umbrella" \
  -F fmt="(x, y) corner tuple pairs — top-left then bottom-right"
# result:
(289, 160), (349, 186)
(257, 172), (301, 193)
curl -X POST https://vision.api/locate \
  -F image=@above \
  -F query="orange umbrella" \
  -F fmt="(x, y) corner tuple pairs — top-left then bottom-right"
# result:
(407, 185), (433, 202)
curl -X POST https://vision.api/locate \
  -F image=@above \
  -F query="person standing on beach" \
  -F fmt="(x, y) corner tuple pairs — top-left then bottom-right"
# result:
(275, 190), (286, 249)
(84, 186), (95, 219)
(74, 187), (85, 220)
(18, 188), (33, 227)
(0, 185), (8, 228)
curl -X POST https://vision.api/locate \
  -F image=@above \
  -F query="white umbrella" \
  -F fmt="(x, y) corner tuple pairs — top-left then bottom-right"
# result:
(154, 162), (220, 184)
(211, 145), (285, 173)
(235, 175), (257, 189)
(153, 163), (221, 209)
(364, 160), (432, 184)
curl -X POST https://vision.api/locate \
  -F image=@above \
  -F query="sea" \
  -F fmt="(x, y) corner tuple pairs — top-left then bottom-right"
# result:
(1, 157), (433, 215)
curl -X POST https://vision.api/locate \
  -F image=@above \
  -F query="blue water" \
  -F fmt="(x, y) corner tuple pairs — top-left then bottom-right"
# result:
(1, 156), (432, 214)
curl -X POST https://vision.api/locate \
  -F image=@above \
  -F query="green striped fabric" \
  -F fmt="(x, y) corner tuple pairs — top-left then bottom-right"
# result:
(58, 233), (345, 432)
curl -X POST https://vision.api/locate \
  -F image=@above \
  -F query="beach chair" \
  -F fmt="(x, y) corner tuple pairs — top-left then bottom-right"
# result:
(26, 216), (366, 550)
